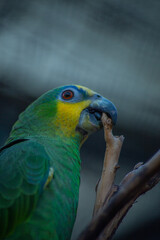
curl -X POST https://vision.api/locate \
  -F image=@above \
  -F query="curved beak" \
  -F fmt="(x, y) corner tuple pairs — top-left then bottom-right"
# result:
(89, 95), (117, 125)
(77, 94), (117, 135)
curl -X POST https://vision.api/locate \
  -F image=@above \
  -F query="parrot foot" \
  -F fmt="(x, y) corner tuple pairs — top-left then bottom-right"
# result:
(44, 167), (54, 189)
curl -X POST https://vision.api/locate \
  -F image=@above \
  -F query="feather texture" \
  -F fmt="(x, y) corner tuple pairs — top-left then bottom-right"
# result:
(0, 140), (50, 239)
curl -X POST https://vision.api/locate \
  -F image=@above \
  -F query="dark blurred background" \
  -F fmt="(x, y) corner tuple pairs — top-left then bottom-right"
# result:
(0, 0), (160, 239)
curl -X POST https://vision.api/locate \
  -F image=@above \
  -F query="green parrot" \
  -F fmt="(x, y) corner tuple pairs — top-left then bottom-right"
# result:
(0, 85), (117, 240)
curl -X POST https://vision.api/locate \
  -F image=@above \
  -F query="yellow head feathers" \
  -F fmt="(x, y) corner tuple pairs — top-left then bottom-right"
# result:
(53, 85), (95, 138)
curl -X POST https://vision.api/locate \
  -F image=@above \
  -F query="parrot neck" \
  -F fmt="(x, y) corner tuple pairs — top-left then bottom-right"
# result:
(7, 116), (87, 149)
(6, 93), (88, 148)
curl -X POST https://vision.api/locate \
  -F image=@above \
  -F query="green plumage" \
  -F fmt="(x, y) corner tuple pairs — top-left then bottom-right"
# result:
(0, 86), (84, 240)
(0, 137), (80, 240)
(0, 85), (117, 240)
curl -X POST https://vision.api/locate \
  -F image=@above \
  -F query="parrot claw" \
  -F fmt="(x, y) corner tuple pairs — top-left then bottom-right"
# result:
(44, 167), (54, 189)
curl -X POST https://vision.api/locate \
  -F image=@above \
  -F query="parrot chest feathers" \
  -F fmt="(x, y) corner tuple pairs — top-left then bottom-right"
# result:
(21, 136), (81, 240)
(0, 137), (80, 240)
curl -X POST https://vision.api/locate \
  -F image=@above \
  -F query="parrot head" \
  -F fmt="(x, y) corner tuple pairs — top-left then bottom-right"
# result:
(53, 85), (117, 137)
(9, 85), (117, 146)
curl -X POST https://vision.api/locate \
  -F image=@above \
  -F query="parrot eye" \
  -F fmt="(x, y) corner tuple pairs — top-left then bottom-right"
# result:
(62, 90), (74, 100)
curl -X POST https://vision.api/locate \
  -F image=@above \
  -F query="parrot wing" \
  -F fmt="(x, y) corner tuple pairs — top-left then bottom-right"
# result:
(0, 139), (50, 239)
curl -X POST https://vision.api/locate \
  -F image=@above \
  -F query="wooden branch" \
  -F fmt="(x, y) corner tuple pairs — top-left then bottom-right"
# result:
(93, 114), (124, 216)
(98, 154), (160, 240)
(78, 113), (160, 240)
